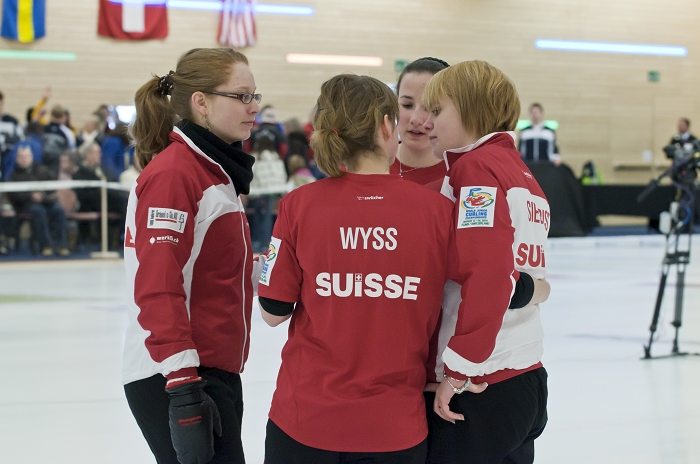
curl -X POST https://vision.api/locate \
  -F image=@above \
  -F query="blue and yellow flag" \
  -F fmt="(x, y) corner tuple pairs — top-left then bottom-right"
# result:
(1, 0), (46, 43)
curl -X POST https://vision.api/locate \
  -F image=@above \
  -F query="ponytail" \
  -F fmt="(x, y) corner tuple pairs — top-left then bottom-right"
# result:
(310, 128), (348, 177)
(310, 75), (398, 177)
(131, 75), (174, 169)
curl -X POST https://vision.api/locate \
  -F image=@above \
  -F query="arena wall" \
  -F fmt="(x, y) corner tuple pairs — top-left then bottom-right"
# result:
(2, 0), (698, 182)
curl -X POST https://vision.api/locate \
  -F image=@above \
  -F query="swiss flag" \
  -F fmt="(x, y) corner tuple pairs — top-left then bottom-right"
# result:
(98, 0), (168, 40)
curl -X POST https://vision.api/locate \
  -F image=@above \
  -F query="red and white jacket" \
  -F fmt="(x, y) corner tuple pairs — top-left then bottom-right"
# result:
(122, 127), (253, 385)
(432, 132), (549, 385)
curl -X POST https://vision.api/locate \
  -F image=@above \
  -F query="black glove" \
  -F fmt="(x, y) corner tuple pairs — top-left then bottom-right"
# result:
(167, 380), (222, 464)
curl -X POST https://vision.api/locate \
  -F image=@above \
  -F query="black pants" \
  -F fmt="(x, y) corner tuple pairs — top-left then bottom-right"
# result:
(124, 367), (245, 464)
(265, 419), (427, 464)
(425, 367), (548, 464)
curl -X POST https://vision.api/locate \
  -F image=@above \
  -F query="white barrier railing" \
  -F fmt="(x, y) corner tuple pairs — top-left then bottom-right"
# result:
(0, 179), (295, 258)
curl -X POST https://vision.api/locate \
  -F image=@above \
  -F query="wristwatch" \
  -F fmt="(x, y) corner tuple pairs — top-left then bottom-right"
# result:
(444, 374), (471, 394)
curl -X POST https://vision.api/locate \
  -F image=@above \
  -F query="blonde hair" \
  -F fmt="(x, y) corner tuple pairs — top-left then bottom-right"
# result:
(423, 60), (520, 138)
(130, 48), (249, 169)
(310, 74), (398, 177)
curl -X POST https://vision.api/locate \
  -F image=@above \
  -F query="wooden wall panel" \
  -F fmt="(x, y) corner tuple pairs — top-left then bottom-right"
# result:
(2, 0), (699, 183)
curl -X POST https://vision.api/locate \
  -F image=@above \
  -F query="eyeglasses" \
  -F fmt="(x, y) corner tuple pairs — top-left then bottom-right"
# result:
(204, 90), (262, 104)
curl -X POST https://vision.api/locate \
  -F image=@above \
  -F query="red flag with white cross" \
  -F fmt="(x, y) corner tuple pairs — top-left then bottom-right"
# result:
(98, 0), (168, 40)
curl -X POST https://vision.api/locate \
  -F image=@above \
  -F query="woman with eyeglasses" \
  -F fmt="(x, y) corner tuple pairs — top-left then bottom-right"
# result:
(123, 48), (262, 464)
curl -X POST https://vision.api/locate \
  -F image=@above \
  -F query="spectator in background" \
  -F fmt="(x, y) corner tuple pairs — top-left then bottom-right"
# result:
(286, 154), (315, 188)
(303, 106), (315, 153)
(0, 90), (25, 177)
(57, 151), (80, 208)
(246, 105), (288, 158)
(669, 117), (698, 152)
(43, 105), (72, 177)
(284, 117), (310, 161)
(72, 142), (119, 213)
(27, 87), (51, 125)
(518, 103), (561, 165)
(7, 145), (69, 256)
(58, 150), (79, 181)
(300, 106), (326, 180)
(64, 109), (79, 141)
(77, 117), (102, 155)
(93, 104), (112, 133)
(250, 134), (287, 190)
(2, 127), (43, 181)
(101, 122), (130, 178)
(23, 123), (44, 162)
(248, 133), (288, 252)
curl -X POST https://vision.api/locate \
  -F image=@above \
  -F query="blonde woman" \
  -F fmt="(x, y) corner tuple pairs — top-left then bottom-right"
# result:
(423, 61), (550, 464)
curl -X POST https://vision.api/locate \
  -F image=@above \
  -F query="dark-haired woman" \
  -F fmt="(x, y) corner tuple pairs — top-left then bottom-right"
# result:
(257, 74), (458, 463)
(122, 48), (261, 464)
(389, 57), (450, 191)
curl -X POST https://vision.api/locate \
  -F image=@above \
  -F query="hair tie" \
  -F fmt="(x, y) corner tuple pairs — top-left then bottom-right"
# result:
(331, 128), (339, 136)
(419, 57), (450, 67)
(157, 70), (175, 96)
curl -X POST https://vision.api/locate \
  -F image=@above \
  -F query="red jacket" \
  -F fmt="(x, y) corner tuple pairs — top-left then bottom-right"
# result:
(122, 127), (253, 384)
(433, 132), (549, 385)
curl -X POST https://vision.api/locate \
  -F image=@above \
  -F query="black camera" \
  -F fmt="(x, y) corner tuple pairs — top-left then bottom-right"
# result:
(664, 139), (700, 160)
(660, 141), (700, 186)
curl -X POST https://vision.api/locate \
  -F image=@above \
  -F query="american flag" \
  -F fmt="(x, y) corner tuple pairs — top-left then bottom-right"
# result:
(218, 0), (257, 48)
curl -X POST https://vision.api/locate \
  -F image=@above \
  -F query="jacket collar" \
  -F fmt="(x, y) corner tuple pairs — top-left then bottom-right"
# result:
(443, 131), (516, 170)
(170, 126), (245, 190)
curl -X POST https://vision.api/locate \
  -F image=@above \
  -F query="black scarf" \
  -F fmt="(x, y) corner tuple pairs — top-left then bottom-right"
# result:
(178, 120), (255, 195)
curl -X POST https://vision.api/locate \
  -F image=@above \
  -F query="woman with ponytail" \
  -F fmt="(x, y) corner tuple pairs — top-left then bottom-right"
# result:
(256, 74), (455, 463)
(123, 48), (262, 464)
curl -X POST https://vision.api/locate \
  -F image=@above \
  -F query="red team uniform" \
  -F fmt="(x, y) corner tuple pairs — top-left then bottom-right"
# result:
(258, 172), (453, 452)
(389, 157), (446, 191)
(123, 126), (253, 385)
(426, 131), (549, 463)
(435, 132), (548, 385)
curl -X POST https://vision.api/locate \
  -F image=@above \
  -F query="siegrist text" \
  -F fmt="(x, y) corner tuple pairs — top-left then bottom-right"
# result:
(527, 201), (550, 231)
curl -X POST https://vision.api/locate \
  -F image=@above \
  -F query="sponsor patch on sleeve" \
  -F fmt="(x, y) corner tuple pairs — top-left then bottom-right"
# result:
(457, 186), (497, 228)
(259, 236), (281, 286)
(147, 207), (188, 233)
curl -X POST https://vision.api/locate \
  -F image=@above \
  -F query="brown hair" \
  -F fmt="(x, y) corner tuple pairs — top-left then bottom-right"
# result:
(423, 60), (520, 138)
(130, 48), (249, 169)
(310, 74), (398, 177)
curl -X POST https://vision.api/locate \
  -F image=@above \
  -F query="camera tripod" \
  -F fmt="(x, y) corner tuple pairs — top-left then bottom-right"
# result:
(638, 159), (700, 359)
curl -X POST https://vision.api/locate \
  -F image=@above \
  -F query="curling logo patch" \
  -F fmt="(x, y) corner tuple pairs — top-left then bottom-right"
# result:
(457, 186), (497, 228)
(259, 237), (282, 286)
